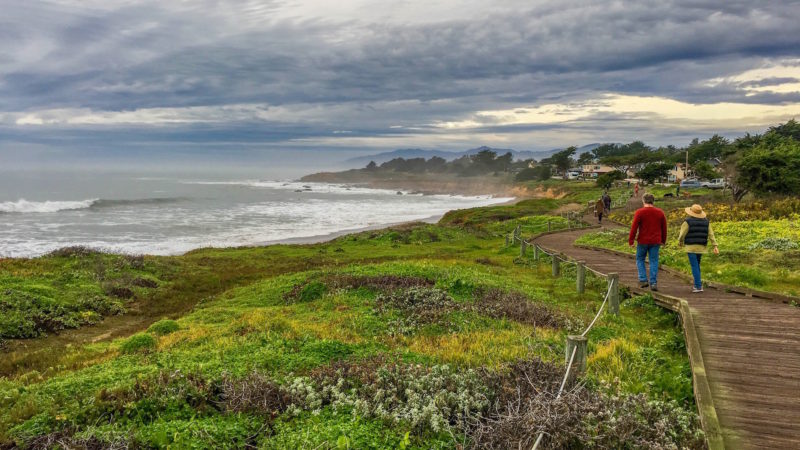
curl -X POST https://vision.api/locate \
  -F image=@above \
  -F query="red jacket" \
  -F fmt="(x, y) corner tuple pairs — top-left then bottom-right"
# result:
(628, 206), (667, 245)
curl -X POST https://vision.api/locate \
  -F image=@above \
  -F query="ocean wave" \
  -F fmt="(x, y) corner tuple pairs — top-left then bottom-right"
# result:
(89, 197), (187, 209)
(0, 197), (186, 214)
(0, 199), (98, 213)
(180, 179), (412, 196)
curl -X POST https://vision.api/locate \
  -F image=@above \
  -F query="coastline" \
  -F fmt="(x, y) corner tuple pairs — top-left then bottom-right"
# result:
(216, 193), (519, 249)
(260, 213), (445, 246)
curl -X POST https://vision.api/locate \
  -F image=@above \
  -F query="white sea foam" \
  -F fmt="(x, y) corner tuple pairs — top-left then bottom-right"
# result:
(0, 179), (513, 258)
(0, 198), (98, 213)
(180, 179), (413, 196)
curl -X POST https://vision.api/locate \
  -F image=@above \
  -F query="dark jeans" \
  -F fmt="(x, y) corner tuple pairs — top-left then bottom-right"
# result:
(687, 253), (703, 289)
(636, 244), (660, 285)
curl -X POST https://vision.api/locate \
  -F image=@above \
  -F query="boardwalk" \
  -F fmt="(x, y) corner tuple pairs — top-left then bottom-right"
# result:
(533, 199), (800, 449)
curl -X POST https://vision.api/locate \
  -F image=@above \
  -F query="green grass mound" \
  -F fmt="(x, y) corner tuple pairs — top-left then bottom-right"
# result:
(147, 319), (180, 336)
(119, 333), (156, 354)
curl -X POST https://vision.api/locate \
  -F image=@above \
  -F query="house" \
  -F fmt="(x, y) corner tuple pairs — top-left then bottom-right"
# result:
(582, 164), (616, 178)
(668, 163), (687, 183)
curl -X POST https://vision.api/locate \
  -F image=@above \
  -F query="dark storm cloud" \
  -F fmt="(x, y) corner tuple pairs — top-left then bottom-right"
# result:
(1, 0), (799, 153)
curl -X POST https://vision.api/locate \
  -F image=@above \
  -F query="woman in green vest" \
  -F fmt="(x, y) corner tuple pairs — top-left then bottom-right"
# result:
(678, 204), (719, 293)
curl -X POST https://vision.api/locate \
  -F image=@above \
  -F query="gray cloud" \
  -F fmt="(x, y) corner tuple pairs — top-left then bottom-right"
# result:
(1, 0), (799, 159)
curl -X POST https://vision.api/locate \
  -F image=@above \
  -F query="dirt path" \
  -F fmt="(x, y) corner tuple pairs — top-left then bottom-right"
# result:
(533, 196), (800, 449)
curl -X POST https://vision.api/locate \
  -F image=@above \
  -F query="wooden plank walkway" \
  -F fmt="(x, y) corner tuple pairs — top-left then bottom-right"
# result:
(532, 199), (800, 449)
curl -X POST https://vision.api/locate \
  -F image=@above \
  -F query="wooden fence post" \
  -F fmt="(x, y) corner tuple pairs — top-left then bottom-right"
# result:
(534, 244), (540, 261)
(566, 335), (588, 377)
(547, 220), (552, 232)
(576, 261), (586, 294)
(520, 240), (527, 258)
(505, 234), (510, 246)
(552, 255), (561, 277)
(607, 273), (620, 315)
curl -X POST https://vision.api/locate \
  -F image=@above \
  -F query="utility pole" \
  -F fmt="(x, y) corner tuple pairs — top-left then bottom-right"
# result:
(685, 150), (689, 179)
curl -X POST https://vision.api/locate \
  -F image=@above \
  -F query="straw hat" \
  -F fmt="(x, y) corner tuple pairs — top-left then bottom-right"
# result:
(685, 204), (707, 219)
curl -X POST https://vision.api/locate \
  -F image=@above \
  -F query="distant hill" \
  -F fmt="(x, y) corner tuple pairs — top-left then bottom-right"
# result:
(344, 144), (603, 168)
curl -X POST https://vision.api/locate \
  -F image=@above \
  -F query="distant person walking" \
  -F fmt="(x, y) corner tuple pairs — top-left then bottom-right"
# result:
(634, 182), (640, 197)
(602, 192), (612, 212)
(678, 204), (719, 293)
(594, 198), (606, 223)
(628, 193), (667, 291)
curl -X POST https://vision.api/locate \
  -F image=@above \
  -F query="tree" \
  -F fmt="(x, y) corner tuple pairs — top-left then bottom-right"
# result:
(600, 154), (637, 175)
(636, 163), (672, 184)
(735, 139), (800, 196)
(720, 153), (749, 202)
(577, 152), (594, 165)
(515, 165), (552, 182)
(427, 156), (448, 172)
(596, 170), (626, 188)
(691, 161), (719, 180)
(495, 152), (513, 171)
(687, 135), (730, 163)
(545, 146), (576, 179)
(470, 149), (498, 167)
(365, 161), (377, 171)
(767, 118), (800, 141)
(592, 143), (622, 159)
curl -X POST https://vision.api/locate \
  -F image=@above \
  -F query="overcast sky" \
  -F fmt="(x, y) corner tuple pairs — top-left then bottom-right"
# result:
(2, 0), (799, 167)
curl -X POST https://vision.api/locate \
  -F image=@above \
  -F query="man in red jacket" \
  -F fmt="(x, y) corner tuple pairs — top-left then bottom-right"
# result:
(628, 193), (667, 291)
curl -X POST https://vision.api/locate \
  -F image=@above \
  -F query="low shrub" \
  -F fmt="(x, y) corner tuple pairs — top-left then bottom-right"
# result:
(104, 285), (135, 300)
(283, 281), (327, 303)
(326, 274), (434, 292)
(748, 237), (799, 251)
(0, 290), (123, 339)
(218, 372), (291, 418)
(147, 319), (180, 336)
(375, 287), (458, 335)
(119, 333), (156, 354)
(292, 358), (491, 434)
(470, 359), (705, 449)
(45, 246), (99, 258)
(474, 288), (562, 328)
(131, 277), (159, 288)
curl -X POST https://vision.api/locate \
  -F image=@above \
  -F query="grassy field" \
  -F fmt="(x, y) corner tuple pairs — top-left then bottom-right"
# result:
(577, 196), (800, 297)
(0, 185), (706, 449)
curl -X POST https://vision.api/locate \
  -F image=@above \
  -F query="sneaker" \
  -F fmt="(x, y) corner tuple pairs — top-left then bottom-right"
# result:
(639, 281), (649, 288)
(692, 287), (704, 293)
(650, 284), (658, 292)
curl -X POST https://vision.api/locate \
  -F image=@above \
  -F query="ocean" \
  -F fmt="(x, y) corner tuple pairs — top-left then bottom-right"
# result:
(0, 169), (511, 258)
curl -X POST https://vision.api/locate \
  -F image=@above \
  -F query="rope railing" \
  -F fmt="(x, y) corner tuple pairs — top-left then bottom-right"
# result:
(499, 212), (626, 449)
(530, 281), (615, 450)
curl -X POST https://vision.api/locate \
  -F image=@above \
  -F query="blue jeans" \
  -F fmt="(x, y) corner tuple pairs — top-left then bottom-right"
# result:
(636, 244), (660, 285)
(687, 253), (703, 289)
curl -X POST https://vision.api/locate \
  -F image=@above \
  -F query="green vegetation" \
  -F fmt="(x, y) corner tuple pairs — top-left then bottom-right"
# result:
(0, 192), (703, 449)
(119, 333), (157, 354)
(0, 249), (165, 340)
(147, 319), (180, 336)
(361, 148), (526, 177)
(577, 199), (800, 296)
